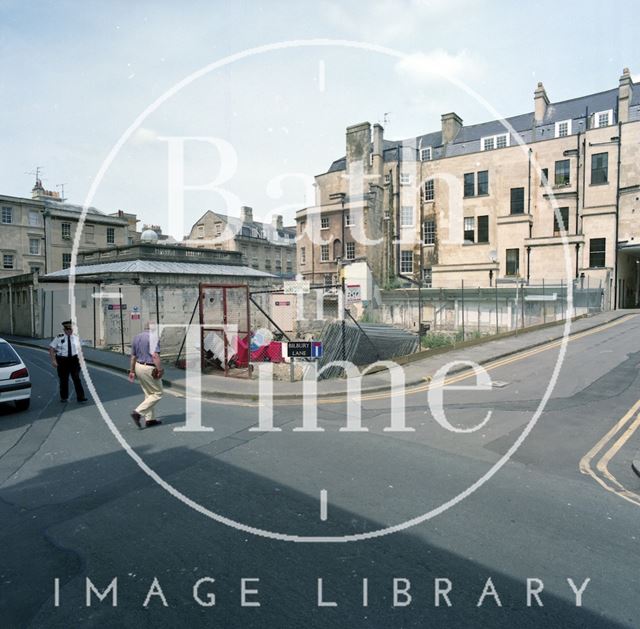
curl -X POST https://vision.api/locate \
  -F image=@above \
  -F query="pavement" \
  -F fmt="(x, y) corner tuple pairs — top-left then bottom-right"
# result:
(3, 309), (631, 401)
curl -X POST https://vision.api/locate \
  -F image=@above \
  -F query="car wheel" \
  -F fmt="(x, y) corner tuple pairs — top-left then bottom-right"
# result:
(15, 399), (30, 411)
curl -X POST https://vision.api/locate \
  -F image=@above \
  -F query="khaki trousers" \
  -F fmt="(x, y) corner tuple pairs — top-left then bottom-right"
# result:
(135, 363), (163, 420)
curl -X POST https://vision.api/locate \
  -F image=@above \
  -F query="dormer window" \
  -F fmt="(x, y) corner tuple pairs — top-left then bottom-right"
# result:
(481, 133), (509, 151)
(555, 119), (571, 138)
(593, 109), (613, 128)
(420, 147), (432, 161)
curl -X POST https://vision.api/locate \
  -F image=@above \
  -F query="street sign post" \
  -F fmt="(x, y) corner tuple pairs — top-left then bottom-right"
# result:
(283, 280), (310, 295)
(286, 341), (323, 358)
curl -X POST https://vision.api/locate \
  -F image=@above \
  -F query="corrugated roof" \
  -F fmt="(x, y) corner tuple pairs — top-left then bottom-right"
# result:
(43, 260), (275, 278)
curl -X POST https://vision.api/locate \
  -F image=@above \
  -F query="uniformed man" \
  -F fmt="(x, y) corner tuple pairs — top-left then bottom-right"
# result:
(48, 320), (87, 403)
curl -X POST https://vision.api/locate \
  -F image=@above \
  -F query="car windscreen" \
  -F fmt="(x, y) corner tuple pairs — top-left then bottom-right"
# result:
(0, 342), (21, 366)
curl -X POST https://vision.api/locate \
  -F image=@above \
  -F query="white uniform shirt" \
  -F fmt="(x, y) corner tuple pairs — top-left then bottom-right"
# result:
(49, 333), (81, 357)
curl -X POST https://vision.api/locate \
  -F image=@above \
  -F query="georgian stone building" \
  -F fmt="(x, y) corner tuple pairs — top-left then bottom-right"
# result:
(0, 181), (131, 280)
(186, 206), (297, 278)
(297, 68), (640, 308)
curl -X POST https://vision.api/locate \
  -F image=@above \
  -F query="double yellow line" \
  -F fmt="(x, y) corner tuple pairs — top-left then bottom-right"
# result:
(580, 398), (640, 508)
(194, 314), (634, 408)
(318, 314), (636, 405)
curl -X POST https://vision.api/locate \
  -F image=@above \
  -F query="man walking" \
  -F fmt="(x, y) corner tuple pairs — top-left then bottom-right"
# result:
(48, 320), (87, 403)
(129, 322), (164, 429)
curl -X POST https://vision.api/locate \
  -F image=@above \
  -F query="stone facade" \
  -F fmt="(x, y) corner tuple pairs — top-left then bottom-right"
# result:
(297, 69), (640, 308)
(185, 207), (296, 278)
(0, 182), (130, 280)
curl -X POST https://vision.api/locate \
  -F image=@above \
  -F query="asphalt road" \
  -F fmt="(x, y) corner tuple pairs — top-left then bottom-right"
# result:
(1, 315), (640, 628)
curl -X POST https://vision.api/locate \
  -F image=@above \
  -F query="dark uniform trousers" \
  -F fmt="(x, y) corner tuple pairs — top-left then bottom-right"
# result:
(57, 355), (85, 401)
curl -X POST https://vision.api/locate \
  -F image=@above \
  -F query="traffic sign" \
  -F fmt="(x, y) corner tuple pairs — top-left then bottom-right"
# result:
(284, 280), (310, 294)
(346, 284), (361, 305)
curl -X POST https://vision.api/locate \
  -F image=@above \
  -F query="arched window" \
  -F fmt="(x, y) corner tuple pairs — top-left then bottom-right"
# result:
(333, 239), (342, 261)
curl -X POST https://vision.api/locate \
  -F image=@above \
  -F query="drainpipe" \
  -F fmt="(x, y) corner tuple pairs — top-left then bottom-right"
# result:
(395, 145), (401, 283)
(43, 209), (49, 274)
(311, 210), (315, 283)
(575, 243), (580, 279)
(575, 131), (581, 237)
(527, 148), (532, 219)
(526, 246), (531, 283)
(395, 143), (423, 334)
(8, 281), (14, 334)
(581, 107), (589, 234)
(613, 121), (622, 309)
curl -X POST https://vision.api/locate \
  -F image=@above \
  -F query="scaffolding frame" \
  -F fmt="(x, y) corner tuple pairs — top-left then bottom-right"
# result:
(198, 283), (252, 379)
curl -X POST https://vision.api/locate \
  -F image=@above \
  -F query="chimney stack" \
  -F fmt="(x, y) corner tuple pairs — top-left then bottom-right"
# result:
(371, 123), (384, 176)
(534, 82), (549, 123)
(618, 67), (633, 123)
(441, 112), (463, 144)
(241, 206), (253, 223)
(271, 214), (283, 230)
(345, 122), (372, 174)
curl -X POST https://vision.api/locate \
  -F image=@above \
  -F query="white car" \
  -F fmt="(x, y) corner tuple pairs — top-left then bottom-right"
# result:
(0, 338), (31, 411)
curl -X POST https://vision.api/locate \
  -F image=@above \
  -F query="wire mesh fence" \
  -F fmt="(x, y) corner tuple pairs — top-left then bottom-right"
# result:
(26, 275), (606, 380)
(372, 277), (605, 348)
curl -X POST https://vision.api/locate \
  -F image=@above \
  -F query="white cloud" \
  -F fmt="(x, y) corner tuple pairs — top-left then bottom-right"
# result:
(395, 49), (484, 85)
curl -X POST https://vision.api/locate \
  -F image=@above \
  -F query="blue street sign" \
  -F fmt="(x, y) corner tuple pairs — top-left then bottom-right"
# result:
(286, 341), (323, 358)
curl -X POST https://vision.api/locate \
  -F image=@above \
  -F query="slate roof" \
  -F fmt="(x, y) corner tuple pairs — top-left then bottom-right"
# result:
(194, 211), (297, 246)
(324, 86), (640, 173)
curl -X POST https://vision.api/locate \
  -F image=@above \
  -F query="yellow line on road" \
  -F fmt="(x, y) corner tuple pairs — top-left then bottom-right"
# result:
(192, 313), (635, 408)
(580, 397), (640, 508)
(320, 313), (637, 406)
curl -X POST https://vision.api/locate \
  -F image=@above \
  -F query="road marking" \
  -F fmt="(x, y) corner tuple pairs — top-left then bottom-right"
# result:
(322, 313), (637, 406)
(580, 397), (640, 508)
(320, 489), (328, 521)
(13, 314), (637, 411)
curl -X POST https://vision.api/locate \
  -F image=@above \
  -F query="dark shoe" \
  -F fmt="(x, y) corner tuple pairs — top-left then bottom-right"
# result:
(145, 419), (162, 428)
(78, 398), (88, 403)
(131, 411), (142, 429)
(60, 399), (68, 403)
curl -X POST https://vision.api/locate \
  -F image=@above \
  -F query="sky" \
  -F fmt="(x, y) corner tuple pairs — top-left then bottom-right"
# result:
(1, 0), (638, 238)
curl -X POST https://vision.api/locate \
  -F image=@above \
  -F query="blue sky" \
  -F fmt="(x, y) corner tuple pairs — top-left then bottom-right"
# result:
(1, 0), (638, 237)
